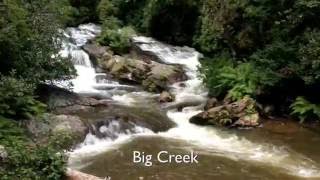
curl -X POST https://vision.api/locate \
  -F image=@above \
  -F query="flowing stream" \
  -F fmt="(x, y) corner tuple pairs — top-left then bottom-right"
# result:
(62, 24), (320, 180)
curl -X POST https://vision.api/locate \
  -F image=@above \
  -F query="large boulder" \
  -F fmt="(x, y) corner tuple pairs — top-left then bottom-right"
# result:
(83, 43), (108, 60)
(142, 61), (187, 92)
(82, 39), (188, 92)
(26, 114), (88, 149)
(190, 96), (260, 127)
(78, 103), (175, 133)
(100, 55), (186, 92)
(36, 84), (109, 114)
(103, 55), (150, 83)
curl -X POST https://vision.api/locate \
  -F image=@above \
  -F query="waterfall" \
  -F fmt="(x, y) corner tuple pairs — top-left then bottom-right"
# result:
(58, 24), (135, 95)
(66, 25), (320, 178)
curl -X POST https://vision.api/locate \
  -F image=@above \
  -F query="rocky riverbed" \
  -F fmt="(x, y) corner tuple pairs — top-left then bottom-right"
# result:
(22, 24), (320, 180)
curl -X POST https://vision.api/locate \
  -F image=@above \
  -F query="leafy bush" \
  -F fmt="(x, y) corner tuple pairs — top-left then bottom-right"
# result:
(296, 29), (320, 85)
(98, 0), (148, 32)
(98, 21), (136, 54)
(0, 142), (66, 180)
(200, 57), (279, 100)
(290, 96), (320, 123)
(0, 116), (26, 142)
(0, 75), (46, 119)
(67, 0), (100, 25)
(0, 0), (75, 83)
(97, 0), (119, 21)
(0, 116), (67, 180)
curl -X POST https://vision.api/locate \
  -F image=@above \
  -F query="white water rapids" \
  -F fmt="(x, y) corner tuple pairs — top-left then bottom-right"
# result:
(61, 24), (320, 178)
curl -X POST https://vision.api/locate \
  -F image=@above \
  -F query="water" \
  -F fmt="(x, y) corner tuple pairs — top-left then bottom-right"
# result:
(58, 24), (136, 95)
(64, 24), (320, 179)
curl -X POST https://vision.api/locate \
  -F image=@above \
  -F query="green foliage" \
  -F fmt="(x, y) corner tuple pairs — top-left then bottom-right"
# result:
(200, 56), (278, 100)
(296, 29), (320, 85)
(97, 0), (200, 45)
(48, 131), (74, 150)
(68, 0), (100, 25)
(0, 116), (26, 142)
(98, 20), (136, 54)
(0, 0), (75, 83)
(0, 142), (67, 180)
(97, 0), (118, 21)
(0, 75), (46, 119)
(98, 0), (148, 31)
(0, 116), (67, 180)
(290, 97), (320, 123)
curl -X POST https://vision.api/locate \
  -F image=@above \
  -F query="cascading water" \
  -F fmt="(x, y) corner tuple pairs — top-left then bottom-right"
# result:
(65, 24), (320, 179)
(58, 24), (134, 95)
(132, 37), (320, 178)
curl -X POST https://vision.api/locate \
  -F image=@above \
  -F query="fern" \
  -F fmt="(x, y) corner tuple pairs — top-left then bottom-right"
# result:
(290, 97), (320, 123)
(200, 56), (279, 101)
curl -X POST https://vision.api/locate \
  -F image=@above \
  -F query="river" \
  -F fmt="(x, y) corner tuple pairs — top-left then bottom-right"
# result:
(60, 24), (320, 180)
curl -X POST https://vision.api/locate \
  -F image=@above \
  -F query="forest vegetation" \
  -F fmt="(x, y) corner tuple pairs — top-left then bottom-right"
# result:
(0, 0), (320, 179)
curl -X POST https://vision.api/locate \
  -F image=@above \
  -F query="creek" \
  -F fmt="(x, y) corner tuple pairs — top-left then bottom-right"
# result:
(61, 24), (320, 180)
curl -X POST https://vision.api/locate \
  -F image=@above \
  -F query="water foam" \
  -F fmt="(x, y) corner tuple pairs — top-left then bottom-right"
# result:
(68, 33), (320, 178)
(68, 120), (154, 169)
(132, 36), (320, 178)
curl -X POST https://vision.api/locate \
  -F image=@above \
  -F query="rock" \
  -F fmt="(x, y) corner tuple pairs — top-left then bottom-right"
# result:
(79, 103), (175, 133)
(101, 55), (186, 92)
(82, 42), (114, 70)
(225, 96), (256, 118)
(190, 106), (232, 126)
(190, 96), (260, 128)
(82, 40), (187, 92)
(66, 169), (104, 180)
(83, 43), (108, 60)
(233, 113), (260, 127)
(102, 55), (150, 83)
(159, 91), (174, 103)
(0, 145), (7, 162)
(143, 62), (187, 92)
(36, 84), (109, 114)
(36, 84), (80, 109)
(204, 97), (218, 110)
(26, 114), (88, 149)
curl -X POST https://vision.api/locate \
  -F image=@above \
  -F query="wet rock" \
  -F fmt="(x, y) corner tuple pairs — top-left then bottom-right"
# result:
(159, 91), (174, 103)
(102, 55), (150, 83)
(82, 39), (187, 92)
(36, 84), (109, 114)
(130, 39), (165, 64)
(190, 106), (232, 126)
(233, 113), (260, 127)
(190, 96), (260, 127)
(142, 62), (187, 92)
(79, 103), (175, 133)
(204, 97), (218, 110)
(26, 114), (88, 149)
(66, 169), (104, 180)
(225, 96), (256, 118)
(83, 43), (108, 60)
(163, 100), (204, 111)
(101, 55), (186, 92)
